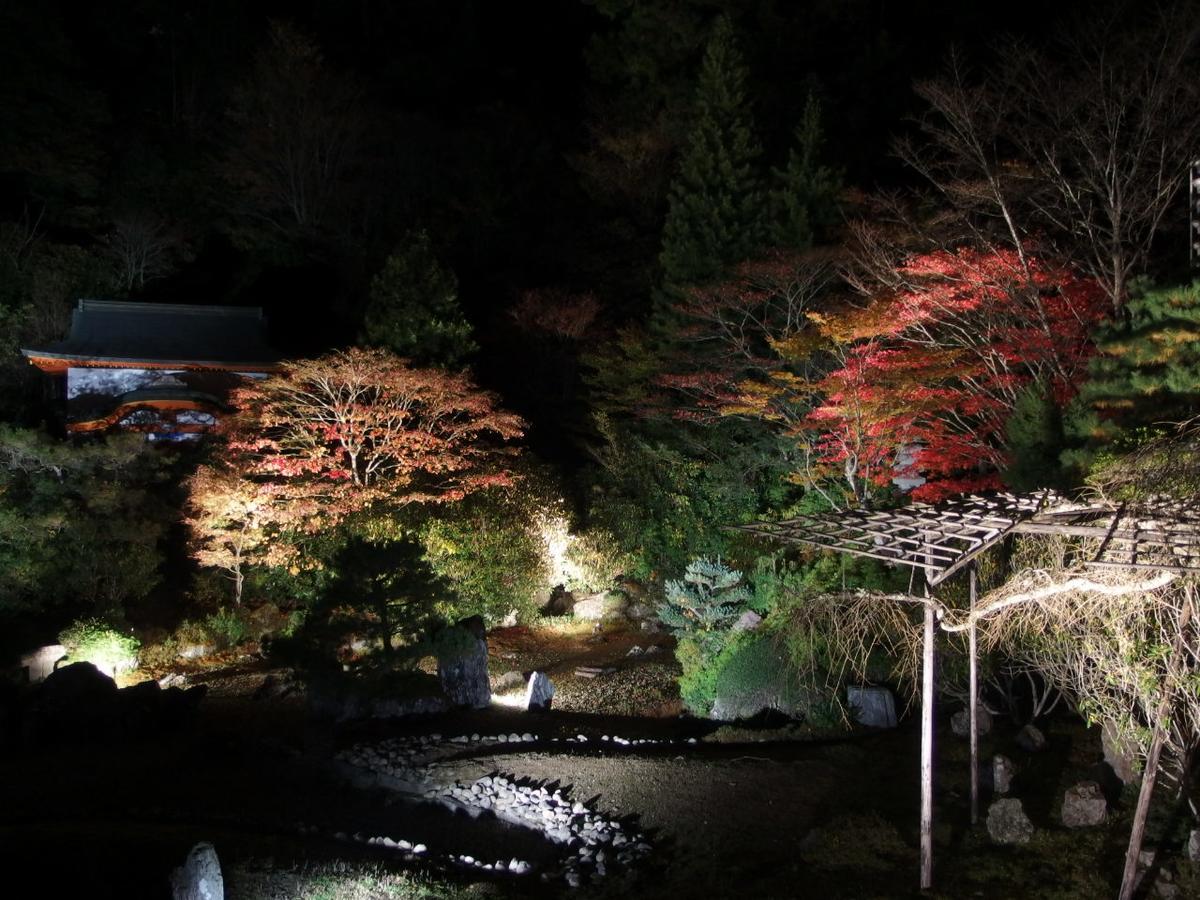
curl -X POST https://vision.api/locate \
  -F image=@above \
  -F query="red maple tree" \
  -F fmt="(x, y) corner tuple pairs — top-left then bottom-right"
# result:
(793, 248), (1107, 502)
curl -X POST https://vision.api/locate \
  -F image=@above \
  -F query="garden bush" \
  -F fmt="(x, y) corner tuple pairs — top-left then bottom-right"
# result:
(710, 632), (840, 725)
(58, 618), (140, 676)
(204, 606), (252, 649)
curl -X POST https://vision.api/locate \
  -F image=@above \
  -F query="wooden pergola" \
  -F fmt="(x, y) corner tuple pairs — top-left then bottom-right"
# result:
(734, 490), (1200, 897)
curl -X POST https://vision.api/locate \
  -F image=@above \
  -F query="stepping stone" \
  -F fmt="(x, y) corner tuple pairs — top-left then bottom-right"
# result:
(575, 665), (615, 679)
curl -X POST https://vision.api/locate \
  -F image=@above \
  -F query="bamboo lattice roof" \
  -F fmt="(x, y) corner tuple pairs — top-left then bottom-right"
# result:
(734, 491), (1200, 583)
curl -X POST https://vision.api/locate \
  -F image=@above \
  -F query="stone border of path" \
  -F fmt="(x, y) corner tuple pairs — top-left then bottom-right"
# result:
(335, 731), (660, 887)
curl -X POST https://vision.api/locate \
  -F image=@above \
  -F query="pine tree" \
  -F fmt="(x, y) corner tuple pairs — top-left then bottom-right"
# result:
(769, 93), (841, 250)
(658, 15), (764, 289)
(360, 229), (476, 368)
(1064, 282), (1200, 470)
(657, 557), (750, 652)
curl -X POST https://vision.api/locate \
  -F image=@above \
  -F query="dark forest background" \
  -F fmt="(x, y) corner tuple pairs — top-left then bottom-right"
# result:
(0, 0), (1102, 456)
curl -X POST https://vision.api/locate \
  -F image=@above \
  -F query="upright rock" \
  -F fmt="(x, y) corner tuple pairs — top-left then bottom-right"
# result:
(1102, 722), (1140, 785)
(526, 671), (555, 711)
(436, 616), (490, 709)
(846, 686), (897, 728)
(1187, 829), (1200, 864)
(987, 798), (1034, 844)
(170, 842), (223, 900)
(1060, 781), (1107, 828)
(992, 755), (1016, 794)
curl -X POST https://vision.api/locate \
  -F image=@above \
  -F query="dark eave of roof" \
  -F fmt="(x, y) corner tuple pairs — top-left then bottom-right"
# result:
(20, 299), (280, 368)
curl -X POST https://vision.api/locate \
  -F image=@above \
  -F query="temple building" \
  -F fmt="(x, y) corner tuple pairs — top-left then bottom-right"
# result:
(22, 299), (279, 440)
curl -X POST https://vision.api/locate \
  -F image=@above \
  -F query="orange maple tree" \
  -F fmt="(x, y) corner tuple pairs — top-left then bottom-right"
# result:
(190, 347), (525, 577)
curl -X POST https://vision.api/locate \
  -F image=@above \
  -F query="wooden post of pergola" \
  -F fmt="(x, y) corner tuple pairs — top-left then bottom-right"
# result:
(920, 565), (936, 890)
(968, 564), (980, 826)
(1118, 584), (1194, 900)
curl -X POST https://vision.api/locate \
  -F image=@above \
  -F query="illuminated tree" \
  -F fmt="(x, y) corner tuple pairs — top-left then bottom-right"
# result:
(185, 465), (273, 605)
(735, 248), (1107, 504)
(900, 7), (1200, 311)
(216, 348), (525, 564)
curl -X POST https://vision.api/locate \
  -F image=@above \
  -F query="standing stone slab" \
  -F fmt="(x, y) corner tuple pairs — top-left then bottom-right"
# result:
(847, 686), (897, 729)
(1060, 781), (1107, 828)
(170, 842), (223, 900)
(987, 799), (1034, 844)
(526, 671), (555, 711)
(19, 644), (66, 683)
(436, 616), (490, 709)
(992, 755), (1016, 795)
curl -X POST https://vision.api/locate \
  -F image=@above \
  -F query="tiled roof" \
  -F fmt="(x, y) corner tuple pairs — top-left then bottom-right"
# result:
(22, 299), (279, 368)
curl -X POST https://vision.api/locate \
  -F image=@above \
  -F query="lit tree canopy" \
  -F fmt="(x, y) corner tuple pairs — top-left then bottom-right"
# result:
(219, 348), (525, 537)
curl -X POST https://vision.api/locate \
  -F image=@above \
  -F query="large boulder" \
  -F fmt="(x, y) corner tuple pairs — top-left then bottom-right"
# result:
(1060, 781), (1107, 828)
(26, 661), (119, 742)
(987, 798), (1034, 844)
(951, 705), (993, 738)
(572, 592), (627, 622)
(1015, 723), (1047, 753)
(846, 686), (897, 728)
(436, 616), (490, 709)
(542, 585), (576, 617)
(170, 842), (223, 900)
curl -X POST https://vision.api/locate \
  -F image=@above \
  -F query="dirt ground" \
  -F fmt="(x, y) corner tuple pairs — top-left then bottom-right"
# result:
(2, 624), (1195, 899)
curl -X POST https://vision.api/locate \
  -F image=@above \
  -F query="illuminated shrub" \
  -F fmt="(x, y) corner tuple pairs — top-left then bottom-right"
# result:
(58, 619), (140, 676)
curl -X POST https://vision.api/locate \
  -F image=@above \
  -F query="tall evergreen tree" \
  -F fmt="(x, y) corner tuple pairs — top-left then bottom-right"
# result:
(659, 15), (764, 289)
(769, 93), (841, 250)
(360, 230), (476, 369)
(1064, 283), (1200, 472)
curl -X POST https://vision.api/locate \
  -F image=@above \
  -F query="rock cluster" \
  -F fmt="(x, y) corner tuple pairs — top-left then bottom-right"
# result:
(336, 730), (654, 886)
